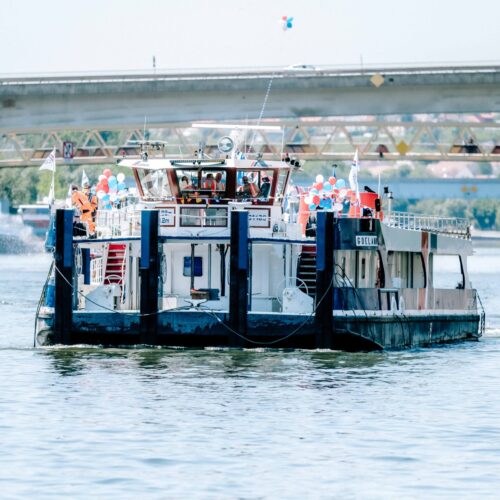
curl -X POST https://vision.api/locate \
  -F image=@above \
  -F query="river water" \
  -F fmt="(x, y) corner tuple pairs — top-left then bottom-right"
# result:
(1, 234), (500, 498)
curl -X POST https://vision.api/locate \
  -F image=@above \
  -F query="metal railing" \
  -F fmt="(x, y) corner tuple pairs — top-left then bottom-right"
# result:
(95, 206), (141, 238)
(384, 211), (471, 238)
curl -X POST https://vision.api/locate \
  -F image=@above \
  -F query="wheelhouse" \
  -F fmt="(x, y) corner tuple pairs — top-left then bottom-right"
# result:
(121, 158), (292, 207)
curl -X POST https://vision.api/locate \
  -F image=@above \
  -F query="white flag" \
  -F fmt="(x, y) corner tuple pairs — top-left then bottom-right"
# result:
(81, 169), (89, 187)
(348, 149), (360, 202)
(39, 147), (56, 172)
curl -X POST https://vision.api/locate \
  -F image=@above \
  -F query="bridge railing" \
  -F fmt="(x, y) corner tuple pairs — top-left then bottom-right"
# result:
(384, 211), (471, 239)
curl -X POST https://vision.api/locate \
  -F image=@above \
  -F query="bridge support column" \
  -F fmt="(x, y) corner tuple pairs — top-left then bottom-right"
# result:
(54, 209), (74, 345)
(315, 211), (335, 349)
(228, 211), (249, 346)
(140, 210), (159, 344)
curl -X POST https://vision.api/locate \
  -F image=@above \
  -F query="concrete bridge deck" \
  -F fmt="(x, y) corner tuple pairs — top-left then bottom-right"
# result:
(3, 64), (500, 133)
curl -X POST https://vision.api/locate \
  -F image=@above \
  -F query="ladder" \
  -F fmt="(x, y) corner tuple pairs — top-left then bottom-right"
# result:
(297, 245), (317, 298)
(104, 243), (127, 286)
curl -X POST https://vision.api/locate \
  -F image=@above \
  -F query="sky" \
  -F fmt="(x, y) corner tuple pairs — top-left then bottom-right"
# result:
(1, 0), (499, 74)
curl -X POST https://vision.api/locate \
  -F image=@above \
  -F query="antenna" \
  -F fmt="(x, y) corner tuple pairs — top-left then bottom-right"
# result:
(250, 73), (275, 149)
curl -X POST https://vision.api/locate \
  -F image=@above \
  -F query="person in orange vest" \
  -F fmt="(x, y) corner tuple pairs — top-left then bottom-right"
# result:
(83, 182), (98, 225)
(71, 184), (95, 235)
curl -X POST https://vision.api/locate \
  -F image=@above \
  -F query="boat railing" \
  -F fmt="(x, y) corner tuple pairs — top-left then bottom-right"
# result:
(94, 203), (285, 237)
(385, 211), (471, 238)
(95, 205), (141, 237)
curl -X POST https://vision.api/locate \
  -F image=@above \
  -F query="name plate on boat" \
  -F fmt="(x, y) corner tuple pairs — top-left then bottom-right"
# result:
(159, 207), (176, 227)
(246, 208), (270, 228)
(355, 234), (378, 247)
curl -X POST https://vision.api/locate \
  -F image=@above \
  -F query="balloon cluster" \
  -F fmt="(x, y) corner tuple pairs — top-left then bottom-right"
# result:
(281, 16), (294, 31)
(95, 168), (127, 209)
(304, 174), (358, 212)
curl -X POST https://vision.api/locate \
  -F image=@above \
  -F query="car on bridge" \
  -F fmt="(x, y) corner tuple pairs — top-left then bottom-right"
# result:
(285, 64), (317, 71)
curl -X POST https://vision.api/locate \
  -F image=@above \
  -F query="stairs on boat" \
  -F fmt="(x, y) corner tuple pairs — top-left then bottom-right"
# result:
(297, 245), (317, 298)
(104, 243), (126, 285)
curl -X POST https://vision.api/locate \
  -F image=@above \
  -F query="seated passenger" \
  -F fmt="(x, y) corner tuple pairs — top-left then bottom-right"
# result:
(258, 176), (271, 199)
(203, 173), (216, 192)
(180, 176), (192, 191)
(237, 176), (257, 198)
(215, 172), (225, 191)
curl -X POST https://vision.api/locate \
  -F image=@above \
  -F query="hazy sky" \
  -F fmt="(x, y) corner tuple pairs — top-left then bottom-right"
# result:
(1, 0), (498, 74)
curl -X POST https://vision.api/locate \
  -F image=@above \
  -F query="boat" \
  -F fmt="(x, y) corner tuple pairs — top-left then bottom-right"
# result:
(35, 136), (484, 350)
(17, 203), (50, 238)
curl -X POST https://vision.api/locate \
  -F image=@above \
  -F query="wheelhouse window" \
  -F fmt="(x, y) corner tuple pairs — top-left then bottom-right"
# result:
(236, 170), (274, 200)
(137, 169), (172, 199)
(176, 169), (227, 198)
(275, 168), (289, 201)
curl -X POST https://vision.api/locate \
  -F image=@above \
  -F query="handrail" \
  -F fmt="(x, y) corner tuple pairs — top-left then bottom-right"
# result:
(384, 211), (471, 239)
(476, 291), (486, 336)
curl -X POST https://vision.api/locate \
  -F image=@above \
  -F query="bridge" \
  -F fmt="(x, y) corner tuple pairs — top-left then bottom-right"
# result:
(2, 64), (500, 166)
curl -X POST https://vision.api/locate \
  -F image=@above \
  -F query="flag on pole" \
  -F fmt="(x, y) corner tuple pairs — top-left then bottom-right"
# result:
(39, 147), (56, 172)
(47, 180), (55, 205)
(348, 149), (360, 203)
(81, 169), (89, 187)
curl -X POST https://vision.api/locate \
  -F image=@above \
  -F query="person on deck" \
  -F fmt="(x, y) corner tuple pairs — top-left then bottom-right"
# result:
(238, 176), (257, 198)
(83, 182), (98, 224)
(258, 176), (271, 199)
(71, 184), (95, 235)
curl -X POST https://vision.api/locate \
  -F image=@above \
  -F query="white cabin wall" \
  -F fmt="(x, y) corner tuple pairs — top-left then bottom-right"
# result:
(251, 245), (271, 297)
(268, 244), (286, 298)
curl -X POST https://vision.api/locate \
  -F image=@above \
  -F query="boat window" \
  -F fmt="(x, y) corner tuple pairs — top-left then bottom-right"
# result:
(356, 250), (378, 288)
(388, 251), (426, 288)
(176, 169), (200, 192)
(137, 169), (172, 199)
(388, 251), (408, 288)
(176, 169), (227, 197)
(236, 170), (274, 200)
(183, 256), (203, 277)
(180, 207), (202, 227)
(275, 169), (289, 201)
(432, 254), (464, 289)
(335, 250), (355, 287)
(179, 207), (228, 227)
